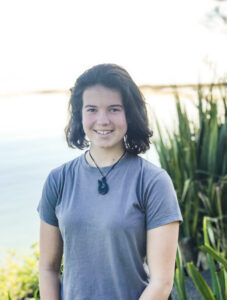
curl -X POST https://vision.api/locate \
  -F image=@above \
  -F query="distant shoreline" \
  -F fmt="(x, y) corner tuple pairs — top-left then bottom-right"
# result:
(1, 82), (226, 98)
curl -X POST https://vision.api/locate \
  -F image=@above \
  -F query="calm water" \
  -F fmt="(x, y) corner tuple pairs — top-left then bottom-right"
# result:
(0, 136), (76, 264)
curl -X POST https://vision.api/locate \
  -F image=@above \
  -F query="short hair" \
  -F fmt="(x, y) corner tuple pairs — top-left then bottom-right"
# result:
(64, 63), (153, 155)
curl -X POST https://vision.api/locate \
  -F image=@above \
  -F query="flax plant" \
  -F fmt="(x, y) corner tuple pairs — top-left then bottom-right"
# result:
(172, 216), (227, 300)
(152, 84), (227, 255)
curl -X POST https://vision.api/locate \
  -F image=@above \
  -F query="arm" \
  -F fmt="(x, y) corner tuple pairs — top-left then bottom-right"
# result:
(39, 219), (63, 300)
(139, 221), (180, 300)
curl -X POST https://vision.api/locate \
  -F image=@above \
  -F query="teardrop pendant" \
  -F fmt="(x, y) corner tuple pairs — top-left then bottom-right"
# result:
(98, 177), (109, 195)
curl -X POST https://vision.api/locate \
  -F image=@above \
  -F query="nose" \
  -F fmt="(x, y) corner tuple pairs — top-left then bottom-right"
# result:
(96, 111), (110, 125)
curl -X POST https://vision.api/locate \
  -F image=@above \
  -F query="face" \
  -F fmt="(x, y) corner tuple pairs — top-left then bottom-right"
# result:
(82, 85), (127, 152)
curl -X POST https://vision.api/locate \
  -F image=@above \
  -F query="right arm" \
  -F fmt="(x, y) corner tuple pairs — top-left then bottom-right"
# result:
(39, 219), (63, 300)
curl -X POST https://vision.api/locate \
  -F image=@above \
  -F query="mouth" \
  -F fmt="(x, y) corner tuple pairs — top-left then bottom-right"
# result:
(94, 130), (113, 136)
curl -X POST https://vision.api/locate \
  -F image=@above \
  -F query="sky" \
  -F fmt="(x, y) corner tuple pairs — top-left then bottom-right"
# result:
(0, 0), (227, 94)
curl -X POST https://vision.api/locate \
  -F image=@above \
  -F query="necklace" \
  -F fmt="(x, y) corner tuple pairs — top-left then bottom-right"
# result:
(87, 149), (126, 195)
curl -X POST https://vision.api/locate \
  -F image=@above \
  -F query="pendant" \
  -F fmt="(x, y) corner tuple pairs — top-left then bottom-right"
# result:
(98, 177), (109, 195)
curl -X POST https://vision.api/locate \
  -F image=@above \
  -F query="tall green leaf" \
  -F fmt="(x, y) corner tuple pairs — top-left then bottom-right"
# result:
(187, 262), (215, 300)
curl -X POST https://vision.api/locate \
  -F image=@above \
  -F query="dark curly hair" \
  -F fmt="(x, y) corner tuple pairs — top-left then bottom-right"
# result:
(64, 63), (153, 155)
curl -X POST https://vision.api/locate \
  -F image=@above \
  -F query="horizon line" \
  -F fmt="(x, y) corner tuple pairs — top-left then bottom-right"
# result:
(0, 82), (227, 98)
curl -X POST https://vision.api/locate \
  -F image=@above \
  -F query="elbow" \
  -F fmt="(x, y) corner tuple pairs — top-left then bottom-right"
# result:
(151, 278), (174, 297)
(39, 262), (61, 274)
(163, 280), (174, 298)
(139, 278), (173, 300)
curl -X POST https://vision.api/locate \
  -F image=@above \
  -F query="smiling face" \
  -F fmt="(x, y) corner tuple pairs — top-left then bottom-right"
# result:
(82, 85), (127, 153)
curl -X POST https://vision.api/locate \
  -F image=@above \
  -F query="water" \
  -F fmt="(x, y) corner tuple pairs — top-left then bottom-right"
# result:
(0, 136), (78, 265)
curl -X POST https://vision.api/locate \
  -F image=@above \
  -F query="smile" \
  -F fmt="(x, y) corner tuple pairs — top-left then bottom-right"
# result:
(94, 130), (113, 136)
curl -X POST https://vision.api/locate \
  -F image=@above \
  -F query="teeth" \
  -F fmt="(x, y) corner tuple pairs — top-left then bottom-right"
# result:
(96, 130), (112, 135)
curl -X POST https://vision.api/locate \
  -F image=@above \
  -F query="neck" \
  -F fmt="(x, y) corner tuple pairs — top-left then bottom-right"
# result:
(86, 145), (126, 167)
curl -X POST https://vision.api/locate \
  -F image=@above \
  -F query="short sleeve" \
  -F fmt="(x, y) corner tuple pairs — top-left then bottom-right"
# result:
(37, 170), (59, 227)
(145, 170), (183, 231)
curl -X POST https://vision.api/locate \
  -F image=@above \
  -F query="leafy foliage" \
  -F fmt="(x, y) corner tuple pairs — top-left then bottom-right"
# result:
(174, 216), (227, 300)
(0, 243), (39, 300)
(153, 84), (227, 254)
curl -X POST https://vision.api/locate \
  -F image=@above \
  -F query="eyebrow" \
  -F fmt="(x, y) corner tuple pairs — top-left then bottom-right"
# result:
(84, 104), (123, 108)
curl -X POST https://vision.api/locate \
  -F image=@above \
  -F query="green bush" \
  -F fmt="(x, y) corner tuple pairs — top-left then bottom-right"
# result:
(0, 243), (39, 300)
(174, 216), (227, 300)
(152, 84), (227, 257)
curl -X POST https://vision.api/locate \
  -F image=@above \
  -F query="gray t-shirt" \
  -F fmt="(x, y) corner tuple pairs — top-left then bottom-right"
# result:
(37, 151), (183, 300)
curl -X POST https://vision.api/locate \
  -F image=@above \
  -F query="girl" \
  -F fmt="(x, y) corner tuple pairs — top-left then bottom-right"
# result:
(37, 63), (183, 300)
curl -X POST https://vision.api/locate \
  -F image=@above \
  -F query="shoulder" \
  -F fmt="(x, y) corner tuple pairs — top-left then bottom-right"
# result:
(46, 154), (82, 185)
(50, 154), (82, 175)
(133, 154), (176, 195)
(134, 154), (166, 179)
(126, 153), (170, 192)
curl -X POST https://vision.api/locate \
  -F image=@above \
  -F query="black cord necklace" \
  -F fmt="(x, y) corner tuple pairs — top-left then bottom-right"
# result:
(87, 149), (126, 195)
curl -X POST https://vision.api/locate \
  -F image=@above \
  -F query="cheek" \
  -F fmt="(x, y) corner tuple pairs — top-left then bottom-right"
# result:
(115, 117), (128, 135)
(120, 115), (128, 130)
(82, 113), (92, 129)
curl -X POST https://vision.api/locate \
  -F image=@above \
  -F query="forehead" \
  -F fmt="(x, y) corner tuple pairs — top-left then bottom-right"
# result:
(82, 85), (123, 106)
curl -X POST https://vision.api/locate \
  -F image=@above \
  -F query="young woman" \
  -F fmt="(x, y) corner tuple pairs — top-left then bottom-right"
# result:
(37, 63), (183, 300)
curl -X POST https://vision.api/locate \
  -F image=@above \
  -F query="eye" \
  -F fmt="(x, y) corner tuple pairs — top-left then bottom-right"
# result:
(110, 108), (120, 112)
(87, 108), (96, 112)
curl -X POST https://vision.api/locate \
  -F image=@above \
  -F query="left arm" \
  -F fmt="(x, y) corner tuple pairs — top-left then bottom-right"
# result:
(139, 221), (180, 300)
